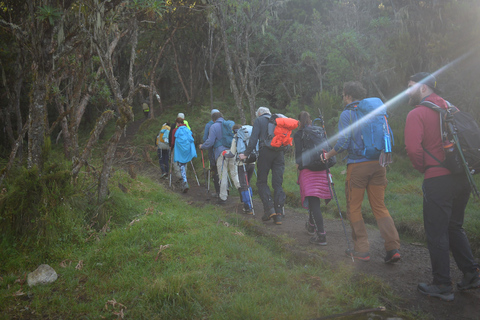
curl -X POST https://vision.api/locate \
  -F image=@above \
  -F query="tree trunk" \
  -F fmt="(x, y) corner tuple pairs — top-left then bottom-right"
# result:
(0, 121), (28, 187)
(72, 110), (114, 178)
(97, 103), (133, 203)
(28, 73), (47, 169)
(217, 12), (245, 123)
(171, 39), (191, 104)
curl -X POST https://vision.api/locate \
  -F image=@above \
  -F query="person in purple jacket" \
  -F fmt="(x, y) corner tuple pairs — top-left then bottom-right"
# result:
(294, 111), (332, 245)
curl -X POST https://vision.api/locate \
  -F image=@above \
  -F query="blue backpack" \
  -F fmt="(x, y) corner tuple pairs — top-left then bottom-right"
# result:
(214, 119), (235, 148)
(348, 97), (394, 160)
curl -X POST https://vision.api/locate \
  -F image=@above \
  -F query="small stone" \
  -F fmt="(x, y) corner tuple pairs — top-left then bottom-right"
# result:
(27, 264), (58, 287)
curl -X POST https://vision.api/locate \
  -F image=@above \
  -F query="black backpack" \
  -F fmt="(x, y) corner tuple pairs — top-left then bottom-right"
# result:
(421, 101), (480, 175)
(300, 121), (336, 171)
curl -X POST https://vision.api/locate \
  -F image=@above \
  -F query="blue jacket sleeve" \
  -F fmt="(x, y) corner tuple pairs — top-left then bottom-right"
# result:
(202, 121), (212, 143)
(333, 110), (354, 154)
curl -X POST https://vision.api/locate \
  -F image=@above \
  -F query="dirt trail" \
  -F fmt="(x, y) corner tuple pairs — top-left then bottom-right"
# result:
(122, 119), (480, 320)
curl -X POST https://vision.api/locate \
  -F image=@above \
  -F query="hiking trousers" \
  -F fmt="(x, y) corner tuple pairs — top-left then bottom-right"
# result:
(216, 156), (240, 201)
(345, 161), (400, 252)
(238, 163), (255, 192)
(256, 148), (286, 214)
(157, 148), (170, 174)
(422, 174), (479, 285)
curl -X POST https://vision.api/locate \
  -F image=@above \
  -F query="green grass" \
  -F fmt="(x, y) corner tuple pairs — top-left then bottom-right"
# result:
(0, 169), (405, 319)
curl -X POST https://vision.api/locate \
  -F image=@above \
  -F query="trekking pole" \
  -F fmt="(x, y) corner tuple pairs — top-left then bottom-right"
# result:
(207, 168), (211, 192)
(169, 150), (174, 187)
(190, 161), (200, 186)
(242, 162), (255, 216)
(201, 150), (208, 192)
(323, 152), (354, 262)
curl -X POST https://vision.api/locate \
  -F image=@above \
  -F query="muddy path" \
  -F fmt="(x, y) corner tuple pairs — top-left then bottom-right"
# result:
(121, 119), (480, 320)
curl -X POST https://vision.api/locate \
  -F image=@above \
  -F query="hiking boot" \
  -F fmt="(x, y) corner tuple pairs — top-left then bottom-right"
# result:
(457, 268), (480, 290)
(217, 198), (227, 205)
(273, 214), (282, 225)
(243, 207), (253, 215)
(161, 172), (168, 178)
(262, 208), (275, 222)
(417, 283), (454, 301)
(384, 249), (401, 264)
(182, 181), (189, 193)
(310, 233), (327, 246)
(305, 221), (315, 236)
(345, 248), (370, 262)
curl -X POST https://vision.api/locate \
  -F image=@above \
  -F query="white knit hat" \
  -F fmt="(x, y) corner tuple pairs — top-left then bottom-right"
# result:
(177, 113), (185, 119)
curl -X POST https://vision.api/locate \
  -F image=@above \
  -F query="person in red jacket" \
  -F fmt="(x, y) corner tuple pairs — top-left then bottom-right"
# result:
(405, 72), (480, 301)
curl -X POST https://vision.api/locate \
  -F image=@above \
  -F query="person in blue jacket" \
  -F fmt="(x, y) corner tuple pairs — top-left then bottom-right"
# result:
(171, 117), (196, 193)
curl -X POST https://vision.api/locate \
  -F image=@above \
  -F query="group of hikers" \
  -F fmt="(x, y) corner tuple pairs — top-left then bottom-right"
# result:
(154, 73), (480, 302)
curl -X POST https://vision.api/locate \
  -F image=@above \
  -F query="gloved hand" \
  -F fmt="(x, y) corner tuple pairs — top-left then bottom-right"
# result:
(222, 150), (235, 158)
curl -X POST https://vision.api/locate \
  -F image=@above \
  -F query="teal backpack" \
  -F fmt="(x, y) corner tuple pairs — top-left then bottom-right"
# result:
(214, 119), (235, 148)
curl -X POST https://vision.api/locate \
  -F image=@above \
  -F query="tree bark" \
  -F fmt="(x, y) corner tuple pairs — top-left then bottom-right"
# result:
(97, 103), (133, 202)
(72, 110), (114, 178)
(27, 72), (47, 169)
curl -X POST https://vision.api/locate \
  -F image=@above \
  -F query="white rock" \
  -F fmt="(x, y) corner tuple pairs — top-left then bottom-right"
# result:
(27, 264), (58, 287)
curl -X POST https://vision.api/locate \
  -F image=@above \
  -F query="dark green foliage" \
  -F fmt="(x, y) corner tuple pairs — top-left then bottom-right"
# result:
(0, 161), (80, 247)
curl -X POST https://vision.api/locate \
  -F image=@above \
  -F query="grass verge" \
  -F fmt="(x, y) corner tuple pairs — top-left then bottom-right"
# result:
(0, 169), (410, 320)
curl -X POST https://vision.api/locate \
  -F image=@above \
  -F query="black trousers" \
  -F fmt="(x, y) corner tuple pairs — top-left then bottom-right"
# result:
(422, 174), (479, 285)
(256, 148), (286, 214)
(307, 196), (325, 234)
(238, 163), (255, 191)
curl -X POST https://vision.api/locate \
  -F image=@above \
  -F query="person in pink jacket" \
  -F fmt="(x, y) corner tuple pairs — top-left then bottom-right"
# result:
(405, 72), (480, 301)
(293, 111), (332, 245)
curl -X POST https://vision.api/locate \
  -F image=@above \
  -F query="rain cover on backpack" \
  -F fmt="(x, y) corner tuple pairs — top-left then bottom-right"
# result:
(236, 125), (258, 163)
(264, 114), (299, 150)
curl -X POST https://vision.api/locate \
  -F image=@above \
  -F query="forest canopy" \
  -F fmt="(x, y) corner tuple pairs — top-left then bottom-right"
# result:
(1, 0), (480, 198)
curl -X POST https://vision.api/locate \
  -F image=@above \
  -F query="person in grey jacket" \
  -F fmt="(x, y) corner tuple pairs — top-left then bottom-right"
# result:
(200, 112), (240, 204)
(239, 107), (285, 225)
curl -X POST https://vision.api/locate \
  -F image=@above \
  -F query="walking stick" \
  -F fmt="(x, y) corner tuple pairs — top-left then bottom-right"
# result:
(242, 163), (255, 216)
(169, 150), (174, 187)
(324, 151), (354, 262)
(190, 161), (200, 186)
(201, 150), (208, 192)
(207, 168), (211, 192)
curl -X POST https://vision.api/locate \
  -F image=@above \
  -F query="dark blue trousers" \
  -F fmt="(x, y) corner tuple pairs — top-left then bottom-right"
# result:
(157, 149), (170, 174)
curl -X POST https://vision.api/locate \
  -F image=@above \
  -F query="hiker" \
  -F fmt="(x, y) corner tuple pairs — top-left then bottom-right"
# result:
(169, 117), (188, 184)
(239, 107), (287, 225)
(404, 72), (480, 301)
(142, 102), (149, 119)
(177, 112), (191, 130)
(171, 117), (196, 193)
(294, 111), (331, 245)
(321, 81), (401, 262)
(202, 109), (221, 197)
(223, 124), (256, 214)
(200, 111), (240, 205)
(156, 122), (171, 178)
